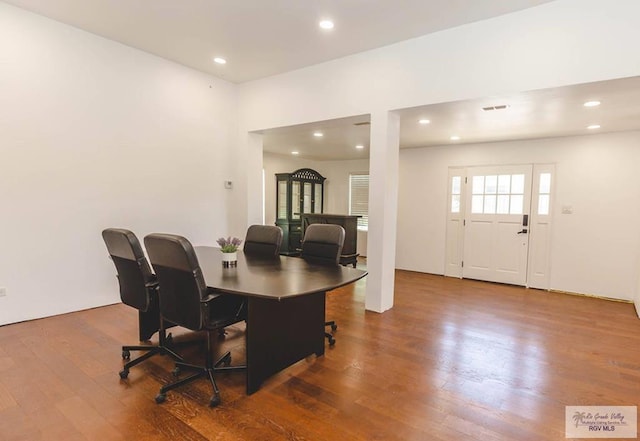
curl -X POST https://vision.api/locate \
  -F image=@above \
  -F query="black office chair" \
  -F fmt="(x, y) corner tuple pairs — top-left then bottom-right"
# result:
(300, 224), (345, 346)
(144, 233), (247, 407)
(243, 225), (283, 257)
(101, 228), (183, 379)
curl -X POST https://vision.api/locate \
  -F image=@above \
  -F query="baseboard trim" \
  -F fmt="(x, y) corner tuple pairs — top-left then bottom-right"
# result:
(548, 289), (633, 304)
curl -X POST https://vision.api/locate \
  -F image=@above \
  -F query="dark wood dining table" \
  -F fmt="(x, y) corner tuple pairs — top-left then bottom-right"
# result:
(193, 247), (367, 394)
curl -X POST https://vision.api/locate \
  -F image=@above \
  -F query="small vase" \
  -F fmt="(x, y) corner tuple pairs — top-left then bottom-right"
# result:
(221, 251), (237, 267)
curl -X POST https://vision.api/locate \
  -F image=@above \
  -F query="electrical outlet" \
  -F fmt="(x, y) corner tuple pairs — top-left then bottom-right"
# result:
(0, 287), (6, 297)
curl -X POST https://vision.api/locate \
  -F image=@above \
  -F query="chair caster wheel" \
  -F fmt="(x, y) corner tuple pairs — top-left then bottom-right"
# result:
(166, 333), (174, 345)
(172, 366), (181, 377)
(155, 393), (166, 404)
(218, 328), (226, 339)
(331, 324), (338, 331)
(122, 350), (130, 360)
(209, 395), (221, 407)
(328, 337), (336, 346)
(119, 369), (129, 379)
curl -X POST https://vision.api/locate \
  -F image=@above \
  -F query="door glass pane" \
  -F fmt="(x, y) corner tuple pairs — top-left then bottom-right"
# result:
(496, 195), (510, 214)
(472, 176), (484, 194)
(452, 176), (461, 195)
(497, 175), (511, 194)
(314, 183), (322, 212)
(510, 195), (524, 214)
(538, 194), (550, 215)
(485, 175), (498, 194)
(291, 181), (300, 219)
(471, 195), (483, 213)
(484, 195), (496, 214)
(277, 180), (287, 219)
(451, 195), (460, 213)
(539, 173), (551, 194)
(303, 182), (312, 214)
(511, 174), (525, 194)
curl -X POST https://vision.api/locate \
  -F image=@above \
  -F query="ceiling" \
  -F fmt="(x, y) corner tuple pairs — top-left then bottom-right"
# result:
(3, 0), (553, 83)
(7, 1), (640, 159)
(261, 76), (640, 161)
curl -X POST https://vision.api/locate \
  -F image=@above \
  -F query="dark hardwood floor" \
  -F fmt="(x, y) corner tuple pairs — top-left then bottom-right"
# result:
(1, 271), (639, 440)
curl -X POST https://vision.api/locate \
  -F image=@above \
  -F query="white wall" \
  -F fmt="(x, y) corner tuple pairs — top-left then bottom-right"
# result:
(0, 3), (237, 325)
(397, 130), (640, 301)
(236, 0), (640, 310)
(4, 0), (640, 323)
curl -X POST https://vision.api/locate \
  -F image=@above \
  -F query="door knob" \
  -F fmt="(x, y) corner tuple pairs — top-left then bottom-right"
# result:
(517, 229), (528, 234)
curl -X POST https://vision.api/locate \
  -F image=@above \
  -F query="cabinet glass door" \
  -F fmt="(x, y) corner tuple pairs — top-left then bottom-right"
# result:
(303, 182), (312, 214)
(314, 183), (322, 212)
(292, 181), (301, 219)
(277, 180), (287, 219)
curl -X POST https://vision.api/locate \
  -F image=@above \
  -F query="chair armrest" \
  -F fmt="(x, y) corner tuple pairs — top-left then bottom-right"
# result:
(201, 290), (247, 327)
(201, 292), (220, 304)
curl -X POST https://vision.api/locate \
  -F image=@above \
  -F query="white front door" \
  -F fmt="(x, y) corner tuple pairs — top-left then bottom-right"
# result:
(462, 165), (532, 285)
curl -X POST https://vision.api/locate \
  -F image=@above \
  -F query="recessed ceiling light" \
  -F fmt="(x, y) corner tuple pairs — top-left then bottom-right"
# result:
(418, 119), (431, 125)
(587, 124), (601, 130)
(213, 57), (227, 65)
(313, 132), (323, 137)
(291, 151), (299, 155)
(583, 100), (601, 107)
(319, 20), (334, 30)
(450, 135), (461, 141)
(355, 145), (364, 149)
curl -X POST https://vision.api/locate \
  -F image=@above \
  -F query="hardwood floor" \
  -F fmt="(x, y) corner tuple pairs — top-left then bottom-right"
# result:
(1, 271), (639, 440)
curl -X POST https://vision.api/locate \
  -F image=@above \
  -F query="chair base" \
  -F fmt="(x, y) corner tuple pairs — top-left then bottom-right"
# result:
(156, 351), (246, 407)
(324, 332), (335, 346)
(119, 331), (183, 379)
(324, 320), (337, 346)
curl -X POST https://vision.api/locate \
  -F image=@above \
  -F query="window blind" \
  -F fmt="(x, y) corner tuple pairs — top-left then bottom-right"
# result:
(349, 173), (369, 230)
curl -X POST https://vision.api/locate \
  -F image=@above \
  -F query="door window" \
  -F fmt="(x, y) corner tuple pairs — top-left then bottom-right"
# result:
(471, 174), (525, 215)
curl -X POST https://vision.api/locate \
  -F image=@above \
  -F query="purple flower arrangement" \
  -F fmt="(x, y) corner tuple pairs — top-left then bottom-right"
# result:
(216, 236), (242, 253)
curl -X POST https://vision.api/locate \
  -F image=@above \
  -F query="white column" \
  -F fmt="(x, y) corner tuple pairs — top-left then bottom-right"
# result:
(245, 132), (265, 226)
(365, 110), (400, 313)
(230, 130), (264, 238)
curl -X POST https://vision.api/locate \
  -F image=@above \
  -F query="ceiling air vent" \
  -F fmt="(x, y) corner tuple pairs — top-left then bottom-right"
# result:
(482, 104), (510, 111)
(353, 121), (371, 126)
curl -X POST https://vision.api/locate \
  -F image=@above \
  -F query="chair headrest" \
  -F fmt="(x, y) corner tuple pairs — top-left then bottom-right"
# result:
(102, 228), (145, 261)
(144, 233), (200, 272)
(244, 225), (283, 245)
(303, 224), (345, 246)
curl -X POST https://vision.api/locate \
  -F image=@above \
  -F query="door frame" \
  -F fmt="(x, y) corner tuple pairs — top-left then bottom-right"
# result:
(444, 164), (554, 289)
